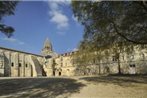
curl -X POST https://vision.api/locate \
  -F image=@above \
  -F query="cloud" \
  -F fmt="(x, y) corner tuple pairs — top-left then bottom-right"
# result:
(48, 0), (71, 5)
(48, 1), (70, 29)
(1, 37), (25, 45)
(50, 11), (69, 29)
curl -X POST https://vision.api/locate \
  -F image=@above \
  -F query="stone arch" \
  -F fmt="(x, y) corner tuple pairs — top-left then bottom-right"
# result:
(53, 70), (55, 76)
(58, 68), (62, 76)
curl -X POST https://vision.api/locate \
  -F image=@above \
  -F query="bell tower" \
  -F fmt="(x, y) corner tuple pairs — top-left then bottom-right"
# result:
(41, 38), (53, 56)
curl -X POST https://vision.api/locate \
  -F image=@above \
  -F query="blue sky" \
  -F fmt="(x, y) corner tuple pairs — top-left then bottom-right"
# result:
(0, 1), (84, 54)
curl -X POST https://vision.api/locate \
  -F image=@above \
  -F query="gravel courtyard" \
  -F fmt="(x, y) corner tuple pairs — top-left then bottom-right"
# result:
(0, 75), (147, 98)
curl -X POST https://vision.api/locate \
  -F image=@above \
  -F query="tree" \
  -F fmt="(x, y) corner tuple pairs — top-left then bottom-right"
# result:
(72, 1), (147, 74)
(0, 1), (18, 37)
(73, 40), (109, 75)
(72, 1), (147, 44)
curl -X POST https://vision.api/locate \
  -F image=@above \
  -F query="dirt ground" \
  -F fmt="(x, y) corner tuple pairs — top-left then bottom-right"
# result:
(70, 75), (147, 98)
(0, 75), (147, 98)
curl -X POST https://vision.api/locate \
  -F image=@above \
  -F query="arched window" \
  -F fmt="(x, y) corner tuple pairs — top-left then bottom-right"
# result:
(25, 64), (28, 67)
(11, 62), (14, 67)
(112, 56), (117, 61)
(130, 64), (136, 67)
(19, 63), (21, 67)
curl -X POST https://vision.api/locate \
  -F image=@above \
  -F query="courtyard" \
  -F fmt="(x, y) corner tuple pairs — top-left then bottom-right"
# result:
(0, 75), (147, 98)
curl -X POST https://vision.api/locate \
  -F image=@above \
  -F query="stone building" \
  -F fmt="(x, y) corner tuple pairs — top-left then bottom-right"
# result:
(0, 38), (147, 77)
(42, 38), (147, 76)
(72, 46), (147, 75)
(42, 38), (76, 77)
(0, 47), (43, 77)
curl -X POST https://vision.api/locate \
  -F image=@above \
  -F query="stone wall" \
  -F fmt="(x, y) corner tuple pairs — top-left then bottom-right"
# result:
(0, 47), (43, 77)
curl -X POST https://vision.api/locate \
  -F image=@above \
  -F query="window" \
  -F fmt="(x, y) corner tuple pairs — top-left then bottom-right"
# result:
(25, 64), (28, 67)
(11, 62), (14, 67)
(130, 64), (135, 67)
(112, 56), (117, 61)
(132, 64), (135, 67)
(93, 59), (96, 64)
(19, 63), (21, 67)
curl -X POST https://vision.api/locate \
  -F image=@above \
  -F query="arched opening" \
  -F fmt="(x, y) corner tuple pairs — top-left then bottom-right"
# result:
(11, 62), (14, 67)
(59, 72), (61, 76)
(10, 62), (14, 77)
(53, 71), (55, 76)
(19, 63), (21, 67)
(58, 68), (62, 76)
(18, 63), (21, 77)
(25, 64), (28, 67)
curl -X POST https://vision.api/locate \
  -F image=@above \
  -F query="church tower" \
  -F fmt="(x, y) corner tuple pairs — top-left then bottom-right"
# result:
(41, 38), (58, 57)
(41, 38), (53, 56)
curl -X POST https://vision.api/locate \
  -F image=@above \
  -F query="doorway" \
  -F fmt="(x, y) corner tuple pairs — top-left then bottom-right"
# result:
(59, 72), (61, 76)
(129, 64), (136, 74)
(53, 71), (55, 76)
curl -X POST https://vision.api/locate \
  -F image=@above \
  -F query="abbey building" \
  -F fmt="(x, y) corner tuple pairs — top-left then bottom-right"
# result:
(0, 38), (76, 77)
(0, 38), (147, 77)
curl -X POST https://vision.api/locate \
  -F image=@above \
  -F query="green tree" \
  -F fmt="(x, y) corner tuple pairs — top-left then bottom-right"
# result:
(72, 1), (147, 45)
(72, 1), (147, 74)
(73, 40), (108, 75)
(0, 1), (18, 37)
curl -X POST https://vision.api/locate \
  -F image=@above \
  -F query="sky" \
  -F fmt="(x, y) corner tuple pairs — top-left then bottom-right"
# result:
(0, 1), (84, 55)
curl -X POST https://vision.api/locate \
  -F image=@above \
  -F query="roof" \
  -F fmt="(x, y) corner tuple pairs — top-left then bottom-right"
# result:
(0, 46), (43, 57)
(60, 51), (78, 56)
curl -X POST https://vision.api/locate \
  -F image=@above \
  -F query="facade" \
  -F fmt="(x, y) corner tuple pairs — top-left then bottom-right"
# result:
(0, 38), (147, 77)
(0, 47), (43, 77)
(41, 38), (76, 77)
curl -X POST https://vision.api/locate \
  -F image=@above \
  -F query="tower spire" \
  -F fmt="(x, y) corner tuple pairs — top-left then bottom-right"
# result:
(41, 37), (53, 56)
(43, 38), (52, 51)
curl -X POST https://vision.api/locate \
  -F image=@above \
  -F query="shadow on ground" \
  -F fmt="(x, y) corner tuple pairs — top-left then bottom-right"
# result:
(80, 74), (147, 87)
(0, 78), (85, 98)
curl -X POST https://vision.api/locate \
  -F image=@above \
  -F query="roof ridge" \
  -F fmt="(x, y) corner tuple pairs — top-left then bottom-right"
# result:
(0, 46), (43, 57)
